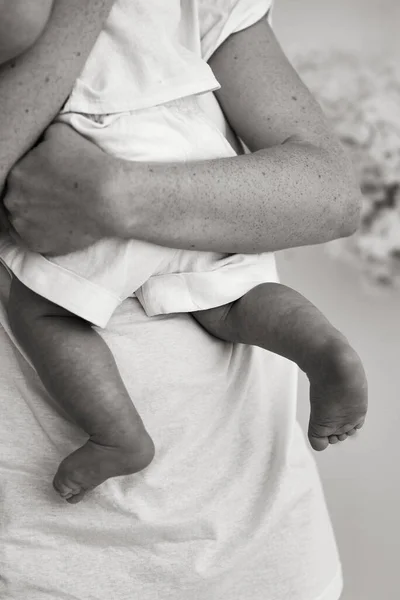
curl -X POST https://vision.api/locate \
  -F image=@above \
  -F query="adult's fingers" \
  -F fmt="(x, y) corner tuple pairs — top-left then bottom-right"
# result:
(0, 186), (26, 245)
(0, 185), (11, 235)
(0, 204), (23, 245)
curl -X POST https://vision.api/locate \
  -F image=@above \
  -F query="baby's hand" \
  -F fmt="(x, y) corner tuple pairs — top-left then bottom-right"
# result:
(306, 341), (368, 451)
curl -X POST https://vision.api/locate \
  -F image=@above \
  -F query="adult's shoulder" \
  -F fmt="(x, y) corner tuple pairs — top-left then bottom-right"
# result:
(196, 0), (274, 62)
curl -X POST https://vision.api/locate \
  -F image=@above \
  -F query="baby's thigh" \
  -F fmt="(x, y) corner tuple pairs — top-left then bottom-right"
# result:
(191, 302), (234, 338)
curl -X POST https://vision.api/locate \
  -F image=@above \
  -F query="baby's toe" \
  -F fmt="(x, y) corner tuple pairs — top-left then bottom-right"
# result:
(346, 428), (357, 436)
(53, 474), (82, 500)
(53, 477), (73, 497)
(337, 433), (348, 441)
(309, 435), (330, 452)
(66, 490), (86, 504)
(329, 435), (339, 444)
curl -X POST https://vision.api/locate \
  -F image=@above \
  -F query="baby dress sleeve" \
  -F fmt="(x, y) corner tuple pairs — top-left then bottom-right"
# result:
(198, 0), (274, 62)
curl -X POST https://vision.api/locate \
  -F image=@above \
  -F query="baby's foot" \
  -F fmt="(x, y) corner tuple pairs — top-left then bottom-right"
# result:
(307, 340), (368, 451)
(53, 430), (155, 504)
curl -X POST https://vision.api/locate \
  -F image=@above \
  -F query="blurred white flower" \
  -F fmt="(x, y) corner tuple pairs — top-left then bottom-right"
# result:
(293, 51), (400, 290)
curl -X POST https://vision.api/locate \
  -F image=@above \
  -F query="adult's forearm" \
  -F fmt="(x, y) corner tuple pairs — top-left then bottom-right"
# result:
(116, 139), (361, 255)
(0, 0), (114, 183)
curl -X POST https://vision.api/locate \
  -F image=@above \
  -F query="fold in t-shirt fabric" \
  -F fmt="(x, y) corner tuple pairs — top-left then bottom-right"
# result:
(61, 0), (275, 114)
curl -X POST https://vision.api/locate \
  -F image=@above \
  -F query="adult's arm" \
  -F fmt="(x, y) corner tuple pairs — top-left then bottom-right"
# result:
(113, 16), (361, 254)
(4, 14), (362, 256)
(0, 0), (115, 186)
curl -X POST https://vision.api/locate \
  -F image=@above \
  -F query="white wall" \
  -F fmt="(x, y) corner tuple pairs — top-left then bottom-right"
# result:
(273, 0), (400, 59)
(272, 2), (400, 598)
(277, 247), (400, 600)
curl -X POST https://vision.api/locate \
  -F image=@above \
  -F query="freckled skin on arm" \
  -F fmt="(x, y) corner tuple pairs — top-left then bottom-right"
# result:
(0, 9), (361, 257)
(110, 17), (361, 254)
(0, 0), (115, 187)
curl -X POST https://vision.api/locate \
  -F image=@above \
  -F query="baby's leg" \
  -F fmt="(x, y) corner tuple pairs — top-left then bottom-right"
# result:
(0, 0), (53, 64)
(8, 277), (155, 504)
(192, 282), (368, 452)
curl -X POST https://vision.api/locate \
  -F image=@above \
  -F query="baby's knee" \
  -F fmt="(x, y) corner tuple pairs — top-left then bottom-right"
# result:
(0, 0), (53, 64)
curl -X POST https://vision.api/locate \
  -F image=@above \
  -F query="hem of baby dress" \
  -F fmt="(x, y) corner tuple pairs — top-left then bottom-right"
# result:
(61, 78), (221, 116)
(0, 236), (122, 328)
(137, 254), (278, 316)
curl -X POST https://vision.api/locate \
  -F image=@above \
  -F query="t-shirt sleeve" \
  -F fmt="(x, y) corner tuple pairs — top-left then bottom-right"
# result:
(199, 0), (274, 63)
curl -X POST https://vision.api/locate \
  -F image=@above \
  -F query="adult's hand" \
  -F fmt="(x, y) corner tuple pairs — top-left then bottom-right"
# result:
(3, 122), (126, 256)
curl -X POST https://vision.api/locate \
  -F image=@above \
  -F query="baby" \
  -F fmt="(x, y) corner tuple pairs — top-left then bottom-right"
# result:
(1, 1), (368, 505)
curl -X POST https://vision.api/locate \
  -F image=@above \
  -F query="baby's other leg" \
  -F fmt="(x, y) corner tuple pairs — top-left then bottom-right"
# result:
(193, 283), (368, 452)
(8, 277), (155, 504)
(0, 0), (53, 64)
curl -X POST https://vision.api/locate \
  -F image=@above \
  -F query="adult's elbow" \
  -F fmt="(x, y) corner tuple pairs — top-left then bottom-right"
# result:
(322, 143), (363, 240)
(342, 195), (362, 237)
(334, 185), (363, 239)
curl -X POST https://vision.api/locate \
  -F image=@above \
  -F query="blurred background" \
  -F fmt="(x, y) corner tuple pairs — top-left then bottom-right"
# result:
(272, 1), (400, 598)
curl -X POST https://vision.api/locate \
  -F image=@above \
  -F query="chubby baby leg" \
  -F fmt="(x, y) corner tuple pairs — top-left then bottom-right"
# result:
(8, 276), (155, 504)
(193, 283), (368, 452)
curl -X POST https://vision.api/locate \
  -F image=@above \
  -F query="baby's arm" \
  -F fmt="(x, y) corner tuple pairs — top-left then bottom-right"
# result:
(192, 282), (350, 377)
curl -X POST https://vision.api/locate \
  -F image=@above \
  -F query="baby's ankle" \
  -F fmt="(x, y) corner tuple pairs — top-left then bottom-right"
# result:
(300, 333), (356, 380)
(91, 424), (154, 453)
(90, 429), (156, 471)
